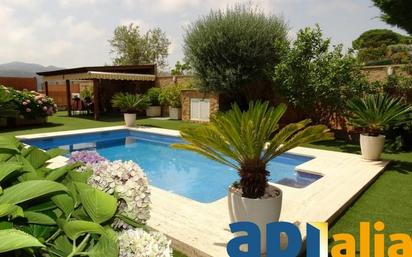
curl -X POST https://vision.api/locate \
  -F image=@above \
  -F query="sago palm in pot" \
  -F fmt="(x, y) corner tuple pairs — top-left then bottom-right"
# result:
(346, 93), (412, 160)
(111, 93), (148, 127)
(172, 101), (333, 252)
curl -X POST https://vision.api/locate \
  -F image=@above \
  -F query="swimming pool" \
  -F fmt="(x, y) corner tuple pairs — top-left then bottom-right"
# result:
(23, 129), (321, 203)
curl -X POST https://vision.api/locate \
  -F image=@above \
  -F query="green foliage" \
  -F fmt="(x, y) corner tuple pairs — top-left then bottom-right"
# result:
(346, 94), (412, 136)
(0, 86), (17, 118)
(184, 4), (288, 102)
(372, 0), (412, 35)
(145, 87), (161, 106)
(159, 83), (190, 108)
(352, 29), (412, 64)
(80, 86), (93, 100)
(171, 61), (191, 76)
(0, 136), (122, 256)
(111, 92), (149, 113)
(274, 25), (372, 123)
(109, 23), (171, 68)
(172, 101), (333, 198)
(352, 29), (411, 49)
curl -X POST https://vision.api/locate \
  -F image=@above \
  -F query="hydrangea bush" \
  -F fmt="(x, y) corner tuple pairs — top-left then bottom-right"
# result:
(68, 150), (107, 165)
(118, 229), (172, 257)
(88, 160), (151, 227)
(8, 87), (57, 119)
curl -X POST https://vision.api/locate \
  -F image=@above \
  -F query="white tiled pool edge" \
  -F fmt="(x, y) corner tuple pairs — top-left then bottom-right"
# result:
(17, 126), (389, 257)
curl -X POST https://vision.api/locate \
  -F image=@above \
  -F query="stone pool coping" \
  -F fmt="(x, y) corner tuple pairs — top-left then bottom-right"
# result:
(17, 126), (389, 257)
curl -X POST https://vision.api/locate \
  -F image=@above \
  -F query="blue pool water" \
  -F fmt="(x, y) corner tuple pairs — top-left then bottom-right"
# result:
(24, 130), (321, 203)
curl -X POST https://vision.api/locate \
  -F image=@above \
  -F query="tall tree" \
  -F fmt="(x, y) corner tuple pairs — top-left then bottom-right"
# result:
(184, 4), (288, 105)
(109, 23), (170, 68)
(372, 0), (412, 34)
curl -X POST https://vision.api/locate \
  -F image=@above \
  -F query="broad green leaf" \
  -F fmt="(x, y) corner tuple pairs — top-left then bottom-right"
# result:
(0, 229), (44, 253)
(24, 211), (56, 225)
(26, 201), (56, 212)
(0, 136), (20, 153)
(0, 180), (68, 205)
(88, 227), (119, 257)
(51, 193), (74, 217)
(0, 162), (22, 183)
(0, 204), (23, 219)
(75, 183), (117, 224)
(46, 148), (67, 159)
(63, 220), (107, 240)
(25, 148), (50, 169)
(68, 168), (92, 183)
(72, 206), (92, 221)
(20, 224), (55, 241)
(46, 166), (69, 181)
(50, 235), (72, 256)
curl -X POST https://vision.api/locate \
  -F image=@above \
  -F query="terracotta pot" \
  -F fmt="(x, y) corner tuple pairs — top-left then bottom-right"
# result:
(360, 134), (385, 161)
(123, 113), (136, 127)
(228, 185), (282, 254)
(146, 106), (161, 117)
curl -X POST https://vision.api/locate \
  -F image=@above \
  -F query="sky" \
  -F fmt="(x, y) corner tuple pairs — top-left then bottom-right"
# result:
(0, 0), (408, 70)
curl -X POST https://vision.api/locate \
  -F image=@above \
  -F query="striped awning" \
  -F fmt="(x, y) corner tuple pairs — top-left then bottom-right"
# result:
(43, 71), (156, 82)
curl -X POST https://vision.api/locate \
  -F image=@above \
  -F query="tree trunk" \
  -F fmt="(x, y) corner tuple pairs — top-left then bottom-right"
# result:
(239, 168), (269, 199)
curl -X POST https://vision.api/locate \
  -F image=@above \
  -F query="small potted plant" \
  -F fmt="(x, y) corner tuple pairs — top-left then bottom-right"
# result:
(111, 92), (148, 127)
(159, 85), (182, 120)
(145, 87), (161, 117)
(172, 101), (332, 253)
(347, 94), (412, 160)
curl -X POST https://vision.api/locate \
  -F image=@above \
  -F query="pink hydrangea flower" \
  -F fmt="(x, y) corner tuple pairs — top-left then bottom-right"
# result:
(22, 101), (28, 105)
(26, 99), (30, 103)
(43, 106), (48, 111)
(26, 108), (31, 112)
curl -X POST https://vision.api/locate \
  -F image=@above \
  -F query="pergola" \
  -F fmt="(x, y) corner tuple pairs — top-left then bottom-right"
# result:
(37, 65), (156, 120)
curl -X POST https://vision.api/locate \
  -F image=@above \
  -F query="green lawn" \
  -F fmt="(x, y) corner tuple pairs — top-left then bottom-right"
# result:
(1, 113), (411, 255)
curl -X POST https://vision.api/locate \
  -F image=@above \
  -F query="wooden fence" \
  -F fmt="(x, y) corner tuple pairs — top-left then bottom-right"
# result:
(47, 84), (80, 107)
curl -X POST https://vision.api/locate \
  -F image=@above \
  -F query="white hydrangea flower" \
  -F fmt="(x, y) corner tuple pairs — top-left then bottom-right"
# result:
(118, 229), (173, 257)
(88, 160), (151, 227)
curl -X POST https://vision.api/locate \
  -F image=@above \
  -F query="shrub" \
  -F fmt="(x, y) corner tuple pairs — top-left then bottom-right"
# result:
(146, 87), (161, 106)
(274, 25), (373, 123)
(184, 4), (288, 104)
(111, 93), (149, 113)
(159, 83), (191, 108)
(0, 86), (17, 118)
(80, 86), (93, 100)
(7, 87), (57, 119)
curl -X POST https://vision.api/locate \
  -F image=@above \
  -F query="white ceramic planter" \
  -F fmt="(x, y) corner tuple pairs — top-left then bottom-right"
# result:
(169, 107), (182, 120)
(228, 185), (282, 254)
(123, 113), (136, 127)
(360, 134), (385, 161)
(146, 106), (161, 117)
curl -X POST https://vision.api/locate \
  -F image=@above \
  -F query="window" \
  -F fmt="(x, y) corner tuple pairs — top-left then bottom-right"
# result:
(190, 98), (210, 121)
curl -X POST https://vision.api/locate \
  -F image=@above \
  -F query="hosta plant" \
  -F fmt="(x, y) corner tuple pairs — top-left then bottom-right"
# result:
(346, 94), (412, 136)
(172, 101), (333, 199)
(0, 137), (170, 257)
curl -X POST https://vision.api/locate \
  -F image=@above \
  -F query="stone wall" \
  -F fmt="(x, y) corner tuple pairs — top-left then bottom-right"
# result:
(361, 64), (409, 82)
(181, 89), (219, 122)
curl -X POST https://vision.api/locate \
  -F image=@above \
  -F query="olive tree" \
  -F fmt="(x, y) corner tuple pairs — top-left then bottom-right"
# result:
(184, 4), (288, 105)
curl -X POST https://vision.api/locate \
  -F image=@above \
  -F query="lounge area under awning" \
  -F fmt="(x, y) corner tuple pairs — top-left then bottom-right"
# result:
(37, 65), (157, 120)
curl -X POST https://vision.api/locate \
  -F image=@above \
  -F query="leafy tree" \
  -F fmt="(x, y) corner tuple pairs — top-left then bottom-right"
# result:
(171, 61), (191, 75)
(352, 29), (412, 63)
(372, 0), (412, 35)
(109, 23), (171, 68)
(274, 25), (373, 124)
(352, 29), (411, 49)
(184, 4), (288, 105)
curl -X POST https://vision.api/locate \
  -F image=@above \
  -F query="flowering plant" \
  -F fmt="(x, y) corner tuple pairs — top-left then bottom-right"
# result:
(68, 150), (107, 165)
(88, 160), (151, 227)
(118, 229), (172, 257)
(8, 87), (57, 119)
